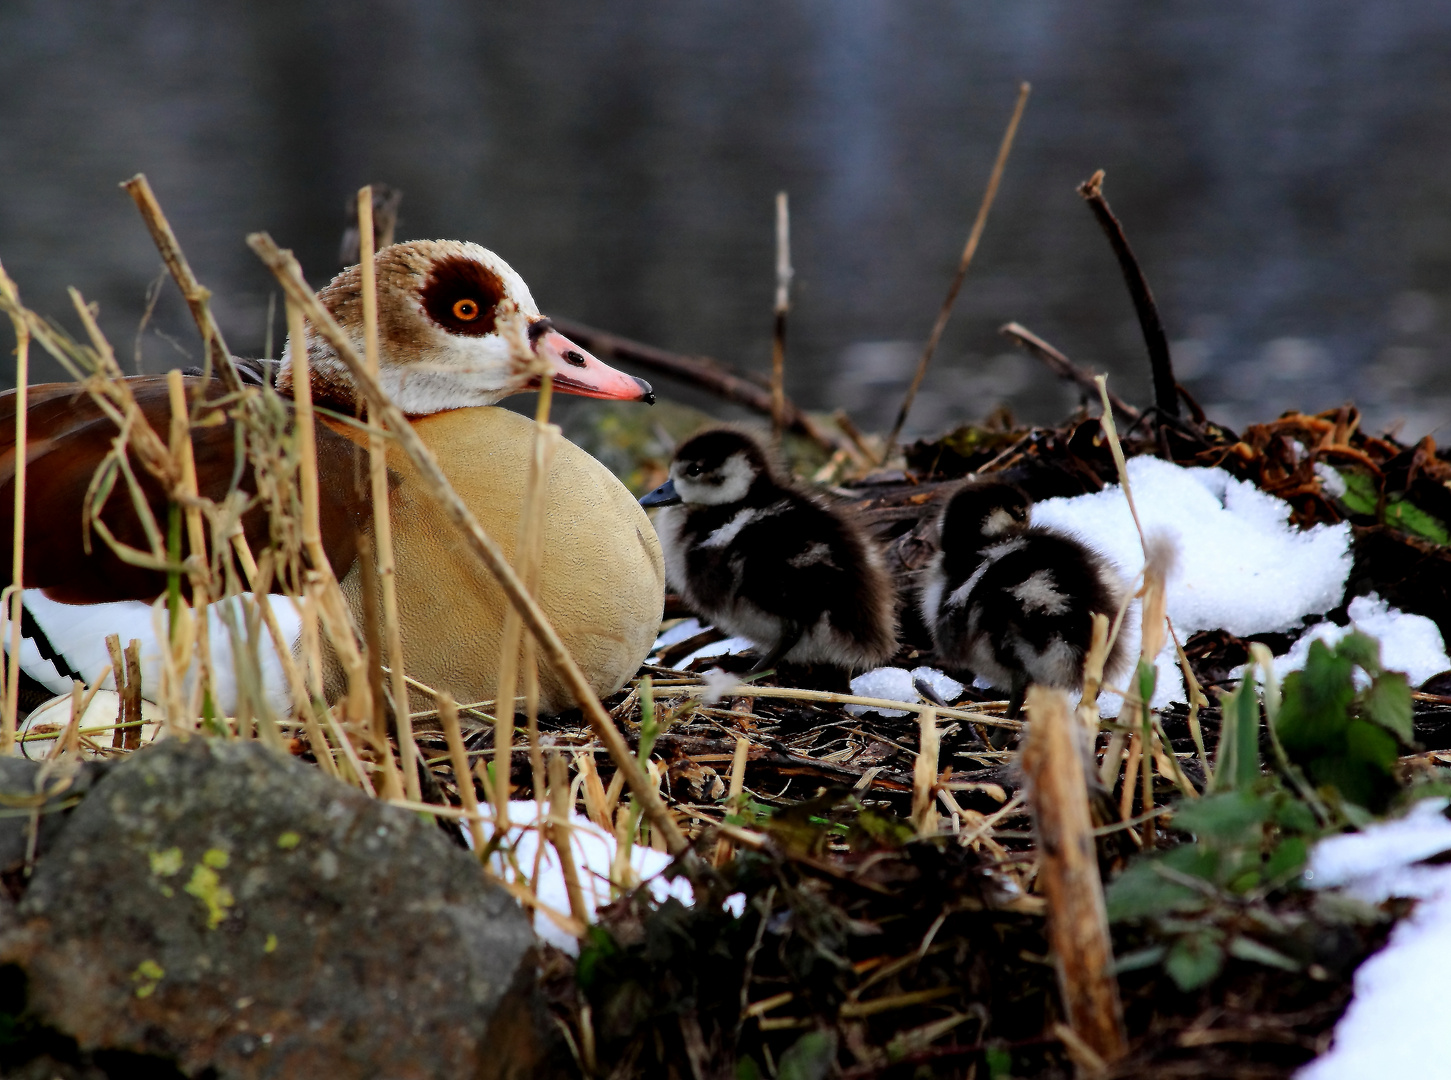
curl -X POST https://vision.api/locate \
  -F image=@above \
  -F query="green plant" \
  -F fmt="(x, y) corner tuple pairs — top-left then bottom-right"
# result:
(1105, 636), (1411, 991)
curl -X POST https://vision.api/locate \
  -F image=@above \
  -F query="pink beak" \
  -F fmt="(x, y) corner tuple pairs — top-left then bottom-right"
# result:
(532, 328), (654, 403)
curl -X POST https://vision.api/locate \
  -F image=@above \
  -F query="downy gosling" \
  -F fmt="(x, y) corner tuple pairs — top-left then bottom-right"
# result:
(919, 480), (1127, 717)
(640, 428), (897, 673)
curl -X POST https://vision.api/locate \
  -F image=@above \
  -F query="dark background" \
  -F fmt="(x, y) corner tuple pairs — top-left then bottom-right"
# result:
(3, 1), (1451, 440)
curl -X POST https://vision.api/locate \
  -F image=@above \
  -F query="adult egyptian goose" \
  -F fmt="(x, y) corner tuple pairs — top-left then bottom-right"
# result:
(640, 427), (897, 672)
(0, 239), (665, 717)
(918, 480), (1127, 718)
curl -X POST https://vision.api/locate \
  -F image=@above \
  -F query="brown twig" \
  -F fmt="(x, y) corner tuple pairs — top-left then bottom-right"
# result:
(1076, 170), (1180, 419)
(883, 81), (1031, 460)
(770, 192), (792, 442)
(548, 317), (836, 453)
(998, 322), (1140, 424)
(120, 175), (245, 397)
(1020, 686), (1127, 1064)
(248, 233), (690, 856)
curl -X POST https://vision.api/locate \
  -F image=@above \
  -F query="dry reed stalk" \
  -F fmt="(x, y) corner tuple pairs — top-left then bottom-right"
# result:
(357, 186), (418, 801)
(490, 405), (558, 833)
(547, 752), (588, 928)
(1118, 736), (1141, 823)
(283, 297), (375, 770)
(883, 80), (1031, 459)
(1171, 621), (1211, 772)
(249, 234), (690, 855)
(228, 537), (310, 755)
(166, 370), (220, 726)
(0, 262), (28, 755)
(713, 735), (750, 867)
(911, 709), (940, 835)
(439, 692), (486, 852)
(322, 706), (376, 796)
(1020, 686), (1127, 1065)
(770, 191), (792, 442)
(577, 751), (611, 832)
(121, 175), (245, 396)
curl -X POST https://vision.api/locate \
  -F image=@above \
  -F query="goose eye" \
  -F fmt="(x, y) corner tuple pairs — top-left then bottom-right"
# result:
(452, 298), (480, 321)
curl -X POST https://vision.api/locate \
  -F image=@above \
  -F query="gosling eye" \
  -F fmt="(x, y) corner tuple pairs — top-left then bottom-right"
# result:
(452, 298), (480, 321)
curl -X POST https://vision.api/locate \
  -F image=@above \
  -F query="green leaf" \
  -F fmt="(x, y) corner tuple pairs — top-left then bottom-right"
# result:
(1363, 671), (1414, 744)
(1166, 931), (1225, 990)
(1387, 496), (1450, 545)
(1173, 790), (1271, 843)
(1335, 631), (1383, 678)
(776, 1031), (837, 1080)
(1278, 641), (1356, 759)
(1337, 469), (1380, 515)
(1105, 846), (1218, 921)
(736, 1058), (765, 1080)
(1111, 945), (1167, 974)
(1264, 836), (1309, 881)
(1213, 674), (1262, 792)
(1272, 796), (1319, 835)
(985, 1047), (1014, 1079)
(1227, 935), (1301, 972)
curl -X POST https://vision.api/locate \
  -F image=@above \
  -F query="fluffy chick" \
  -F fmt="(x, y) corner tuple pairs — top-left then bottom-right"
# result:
(641, 428), (897, 672)
(919, 480), (1127, 716)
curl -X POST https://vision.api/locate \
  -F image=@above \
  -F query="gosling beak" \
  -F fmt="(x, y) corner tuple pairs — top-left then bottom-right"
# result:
(533, 328), (655, 404)
(639, 479), (682, 507)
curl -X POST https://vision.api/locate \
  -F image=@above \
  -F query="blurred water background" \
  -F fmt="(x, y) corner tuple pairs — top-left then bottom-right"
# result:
(3, 2), (1451, 442)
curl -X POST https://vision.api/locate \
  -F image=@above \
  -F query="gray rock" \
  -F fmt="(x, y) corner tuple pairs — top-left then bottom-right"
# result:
(0, 756), (105, 881)
(0, 737), (558, 1079)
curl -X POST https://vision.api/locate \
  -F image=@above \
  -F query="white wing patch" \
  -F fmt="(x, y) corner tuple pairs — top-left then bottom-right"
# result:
(701, 508), (759, 550)
(788, 541), (835, 569)
(1011, 569), (1071, 615)
(11, 592), (302, 718)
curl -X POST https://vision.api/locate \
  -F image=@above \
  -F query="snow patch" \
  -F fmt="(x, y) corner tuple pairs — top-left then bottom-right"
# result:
(1238, 594), (1450, 688)
(1298, 800), (1451, 1079)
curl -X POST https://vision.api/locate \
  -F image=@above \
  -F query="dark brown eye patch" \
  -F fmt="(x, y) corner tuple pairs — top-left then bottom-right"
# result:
(420, 255), (507, 336)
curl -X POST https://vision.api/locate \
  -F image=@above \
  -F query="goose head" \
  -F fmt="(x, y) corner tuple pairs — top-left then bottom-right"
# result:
(937, 480), (1031, 553)
(639, 428), (775, 508)
(277, 239), (653, 415)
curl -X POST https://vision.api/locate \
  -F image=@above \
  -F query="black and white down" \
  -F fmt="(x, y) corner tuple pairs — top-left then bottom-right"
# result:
(919, 480), (1128, 712)
(640, 428), (897, 672)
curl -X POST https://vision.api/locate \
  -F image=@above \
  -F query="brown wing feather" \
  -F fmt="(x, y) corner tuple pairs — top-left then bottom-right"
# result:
(0, 377), (368, 603)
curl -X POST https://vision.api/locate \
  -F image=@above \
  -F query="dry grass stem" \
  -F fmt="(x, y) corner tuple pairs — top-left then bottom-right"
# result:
(883, 80), (1031, 458)
(120, 175), (246, 395)
(357, 186), (418, 801)
(0, 260), (29, 753)
(247, 233), (689, 855)
(714, 735), (750, 867)
(911, 709), (940, 835)
(491, 403), (558, 833)
(439, 692), (485, 852)
(548, 752), (588, 928)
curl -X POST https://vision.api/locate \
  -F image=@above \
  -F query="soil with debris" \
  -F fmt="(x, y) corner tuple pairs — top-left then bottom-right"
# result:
(410, 402), (1448, 1080)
